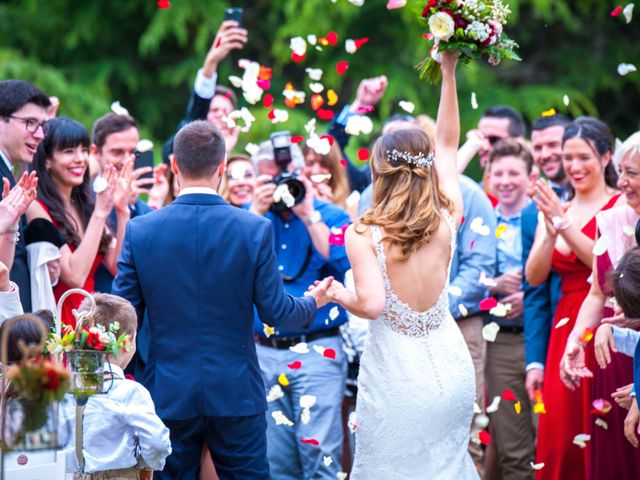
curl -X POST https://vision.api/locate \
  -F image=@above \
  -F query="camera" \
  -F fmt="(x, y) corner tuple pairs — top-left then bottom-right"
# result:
(270, 131), (306, 213)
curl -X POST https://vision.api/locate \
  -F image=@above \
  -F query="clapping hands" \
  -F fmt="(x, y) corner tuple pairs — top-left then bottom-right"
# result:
(0, 172), (38, 234)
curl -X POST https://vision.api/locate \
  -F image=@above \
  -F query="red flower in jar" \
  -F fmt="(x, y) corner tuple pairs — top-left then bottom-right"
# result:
(43, 366), (61, 391)
(86, 331), (105, 351)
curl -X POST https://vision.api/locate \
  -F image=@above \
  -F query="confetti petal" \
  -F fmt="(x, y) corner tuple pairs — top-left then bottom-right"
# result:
(458, 304), (469, 317)
(592, 399), (612, 415)
(595, 418), (609, 430)
(573, 433), (590, 448)
(157, 0), (171, 8)
(592, 235), (609, 256)
(580, 327), (594, 344)
(110, 100), (130, 116)
(323, 456), (333, 466)
(530, 462), (545, 470)
(474, 413), (489, 430)
(386, 0), (407, 9)
(278, 373), (289, 386)
(357, 148), (370, 161)
(325, 31), (338, 46)
(563, 95), (570, 106)
(623, 3), (634, 23)
(245, 143), (259, 156)
(311, 94), (325, 111)
(266, 385), (284, 402)
(479, 297), (498, 311)
(305, 68), (323, 81)
(495, 223), (509, 238)
(345, 115), (373, 136)
(502, 389), (517, 401)
(611, 5), (623, 16)
(257, 79), (271, 91)
(291, 52), (307, 63)
(533, 389), (547, 414)
(291, 135), (304, 143)
(486, 395), (501, 413)
(471, 92), (478, 110)
(327, 89), (339, 106)
(290, 342), (309, 354)
(479, 430), (491, 445)
(399, 100), (415, 114)
(618, 63), (637, 76)
(345, 39), (357, 55)
(482, 322), (500, 342)
(479, 271), (498, 288)
(263, 324), (275, 337)
(469, 217), (491, 236)
(323, 348), (337, 359)
(329, 306), (340, 320)
(263, 94), (274, 108)
(288, 360), (302, 370)
(448, 285), (463, 297)
(336, 61), (349, 75)
(272, 410), (294, 426)
(317, 108), (335, 121)
(309, 82), (325, 93)
(555, 317), (570, 329)
(514, 401), (522, 414)
(300, 438), (320, 446)
(337, 473), (348, 480)
(490, 302), (511, 318)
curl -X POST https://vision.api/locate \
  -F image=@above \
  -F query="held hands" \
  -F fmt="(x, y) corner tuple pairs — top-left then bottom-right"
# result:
(0, 172), (38, 234)
(204, 21), (248, 75)
(594, 324), (617, 370)
(305, 276), (335, 308)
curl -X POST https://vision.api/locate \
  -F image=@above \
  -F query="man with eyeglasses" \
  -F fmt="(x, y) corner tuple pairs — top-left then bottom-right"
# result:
(0, 79), (51, 311)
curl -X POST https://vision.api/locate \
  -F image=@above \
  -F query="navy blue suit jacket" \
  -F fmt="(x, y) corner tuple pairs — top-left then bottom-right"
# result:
(522, 202), (562, 367)
(113, 193), (316, 420)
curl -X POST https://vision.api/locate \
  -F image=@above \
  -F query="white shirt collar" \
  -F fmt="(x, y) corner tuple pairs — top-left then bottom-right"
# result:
(103, 362), (125, 378)
(0, 150), (12, 173)
(178, 186), (218, 197)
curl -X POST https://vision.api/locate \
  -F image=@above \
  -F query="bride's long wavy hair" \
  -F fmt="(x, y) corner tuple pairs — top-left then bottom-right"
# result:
(358, 128), (453, 260)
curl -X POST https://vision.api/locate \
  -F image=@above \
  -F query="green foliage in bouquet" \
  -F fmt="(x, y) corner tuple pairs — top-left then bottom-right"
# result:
(417, 0), (521, 83)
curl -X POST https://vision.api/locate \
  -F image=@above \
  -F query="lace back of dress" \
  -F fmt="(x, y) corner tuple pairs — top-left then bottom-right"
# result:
(369, 210), (456, 338)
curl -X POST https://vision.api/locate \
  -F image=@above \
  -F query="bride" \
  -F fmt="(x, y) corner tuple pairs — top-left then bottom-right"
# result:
(317, 52), (478, 478)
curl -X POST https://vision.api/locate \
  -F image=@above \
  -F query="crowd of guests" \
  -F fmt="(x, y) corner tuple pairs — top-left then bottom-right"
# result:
(0, 17), (640, 480)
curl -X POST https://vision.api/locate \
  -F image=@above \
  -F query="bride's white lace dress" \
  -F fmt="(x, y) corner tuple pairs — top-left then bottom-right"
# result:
(351, 213), (479, 479)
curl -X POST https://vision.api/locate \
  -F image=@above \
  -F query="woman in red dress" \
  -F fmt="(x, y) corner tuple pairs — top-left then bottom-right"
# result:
(27, 116), (131, 326)
(525, 117), (622, 480)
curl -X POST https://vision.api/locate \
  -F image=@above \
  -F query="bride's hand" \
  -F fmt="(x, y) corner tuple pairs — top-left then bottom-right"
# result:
(440, 50), (459, 75)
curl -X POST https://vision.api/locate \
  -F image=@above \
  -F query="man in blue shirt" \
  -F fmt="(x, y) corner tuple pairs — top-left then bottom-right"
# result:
(250, 139), (351, 479)
(449, 174), (497, 468)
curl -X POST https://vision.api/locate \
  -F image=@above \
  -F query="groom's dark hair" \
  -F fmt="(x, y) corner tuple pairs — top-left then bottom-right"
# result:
(173, 120), (225, 179)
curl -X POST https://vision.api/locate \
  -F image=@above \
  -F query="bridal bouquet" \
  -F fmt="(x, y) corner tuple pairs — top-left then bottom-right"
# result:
(417, 0), (520, 83)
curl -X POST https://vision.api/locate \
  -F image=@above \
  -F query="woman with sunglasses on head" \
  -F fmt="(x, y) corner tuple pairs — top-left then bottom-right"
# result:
(27, 116), (132, 326)
(525, 117), (623, 480)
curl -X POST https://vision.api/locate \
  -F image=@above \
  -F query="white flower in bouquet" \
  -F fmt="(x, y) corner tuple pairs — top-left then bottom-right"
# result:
(428, 12), (455, 42)
(465, 21), (492, 43)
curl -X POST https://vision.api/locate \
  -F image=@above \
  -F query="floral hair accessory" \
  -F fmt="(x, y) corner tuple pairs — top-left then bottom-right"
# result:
(386, 149), (434, 168)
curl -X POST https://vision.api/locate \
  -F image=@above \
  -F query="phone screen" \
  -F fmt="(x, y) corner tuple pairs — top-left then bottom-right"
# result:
(224, 7), (243, 27)
(134, 150), (154, 189)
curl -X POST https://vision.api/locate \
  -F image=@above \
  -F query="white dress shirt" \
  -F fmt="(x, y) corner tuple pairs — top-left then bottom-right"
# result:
(193, 69), (218, 100)
(611, 326), (640, 358)
(59, 363), (171, 474)
(178, 186), (218, 197)
(0, 282), (24, 322)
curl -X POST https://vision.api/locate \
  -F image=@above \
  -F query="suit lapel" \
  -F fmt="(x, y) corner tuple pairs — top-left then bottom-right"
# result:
(0, 154), (15, 187)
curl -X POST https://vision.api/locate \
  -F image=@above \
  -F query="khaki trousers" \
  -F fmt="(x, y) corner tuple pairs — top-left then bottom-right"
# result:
(457, 315), (487, 468)
(485, 331), (537, 480)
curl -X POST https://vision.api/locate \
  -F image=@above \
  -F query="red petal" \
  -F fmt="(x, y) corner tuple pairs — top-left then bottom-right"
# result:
(317, 109), (335, 121)
(157, 0), (171, 8)
(325, 31), (338, 45)
(321, 134), (335, 146)
(502, 389), (517, 401)
(340, 158), (347, 168)
(267, 109), (276, 120)
(479, 297), (498, 311)
(354, 105), (374, 114)
(291, 52), (307, 63)
(263, 94), (274, 108)
(336, 61), (349, 75)
(611, 5), (623, 16)
(354, 37), (369, 49)
(329, 234), (345, 247)
(257, 79), (271, 91)
(258, 66), (273, 81)
(291, 135), (304, 143)
(288, 360), (302, 370)
(461, 216), (465, 224)
(479, 430), (491, 445)
(311, 94), (325, 111)
(323, 348), (337, 359)
(469, 239), (475, 251)
(301, 438), (320, 446)
(357, 148), (370, 161)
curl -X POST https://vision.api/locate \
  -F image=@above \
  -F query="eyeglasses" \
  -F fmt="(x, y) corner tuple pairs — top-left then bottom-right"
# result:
(6, 115), (50, 135)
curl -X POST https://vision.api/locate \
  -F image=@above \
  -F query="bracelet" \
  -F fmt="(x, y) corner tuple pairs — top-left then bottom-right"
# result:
(551, 215), (572, 231)
(1, 229), (19, 244)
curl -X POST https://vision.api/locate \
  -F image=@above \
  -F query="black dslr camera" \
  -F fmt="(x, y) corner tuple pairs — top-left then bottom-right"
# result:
(270, 131), (306, 213)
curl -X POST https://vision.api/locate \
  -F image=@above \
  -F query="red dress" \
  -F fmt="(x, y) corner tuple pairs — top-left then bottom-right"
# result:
(37, 200), (104, 327)
(535, 194), (620, 480)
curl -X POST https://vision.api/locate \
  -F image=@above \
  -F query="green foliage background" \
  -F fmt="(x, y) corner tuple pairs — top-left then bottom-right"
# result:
(1, 0), (638, 177)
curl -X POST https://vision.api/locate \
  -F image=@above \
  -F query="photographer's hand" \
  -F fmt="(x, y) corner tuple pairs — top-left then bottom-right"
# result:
(204, 21), (248, 78)
(249, 175), (276, 217)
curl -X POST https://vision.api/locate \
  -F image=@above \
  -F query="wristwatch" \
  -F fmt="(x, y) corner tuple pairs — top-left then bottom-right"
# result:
(307, 210), (322, 225)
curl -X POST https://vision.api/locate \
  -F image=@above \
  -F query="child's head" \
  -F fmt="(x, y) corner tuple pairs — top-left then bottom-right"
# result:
(612, 247), (640, 319)
(0, 314), (50, 363)
(79, 294), (137, 369)
(488, 139), (534, 211)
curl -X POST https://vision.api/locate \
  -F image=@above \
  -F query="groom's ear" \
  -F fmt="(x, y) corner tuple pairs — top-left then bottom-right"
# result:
(217, 157), (227, 178)
(170, 154), (179, 176)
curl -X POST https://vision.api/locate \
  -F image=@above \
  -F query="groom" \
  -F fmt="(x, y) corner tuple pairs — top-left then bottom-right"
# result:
(113, 120), (332, 479)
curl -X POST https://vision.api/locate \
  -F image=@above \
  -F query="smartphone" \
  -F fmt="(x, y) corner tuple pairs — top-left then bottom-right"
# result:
(224, 7), (243, 27)
(134, 150), (154, 189)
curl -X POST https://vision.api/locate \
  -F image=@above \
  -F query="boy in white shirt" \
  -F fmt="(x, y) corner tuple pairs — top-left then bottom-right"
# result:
(60, 294), (171, 479)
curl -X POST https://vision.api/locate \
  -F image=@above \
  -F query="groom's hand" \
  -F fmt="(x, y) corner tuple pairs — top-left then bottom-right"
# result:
(305, 276), (334, 308)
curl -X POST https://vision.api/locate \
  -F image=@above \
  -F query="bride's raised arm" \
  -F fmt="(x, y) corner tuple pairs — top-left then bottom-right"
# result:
(434, 51), (463, 222)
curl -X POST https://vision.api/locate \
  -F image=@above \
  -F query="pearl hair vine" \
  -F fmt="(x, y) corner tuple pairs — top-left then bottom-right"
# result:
(386, 149), (434, 168)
